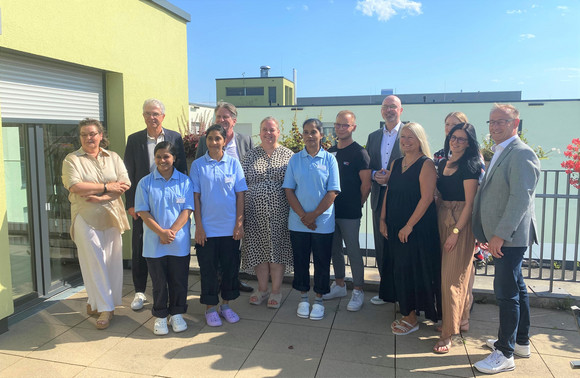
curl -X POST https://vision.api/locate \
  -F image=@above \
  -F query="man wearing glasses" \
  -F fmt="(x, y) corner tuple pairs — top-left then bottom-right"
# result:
(323, 111), (371, 311)
(365, 95), (403, 305)
(124, 98), (188, 311)
(473, 104), (540, 374)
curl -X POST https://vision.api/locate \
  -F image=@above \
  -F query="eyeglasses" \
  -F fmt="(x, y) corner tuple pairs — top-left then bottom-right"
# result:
(334, 123), (353, 129)
(381, 105), (398, 110)
(449, 135), (468, 144)
(80, 132), (100, 138)
(487, 119), (513, 127)
(144, 112), (163, 118)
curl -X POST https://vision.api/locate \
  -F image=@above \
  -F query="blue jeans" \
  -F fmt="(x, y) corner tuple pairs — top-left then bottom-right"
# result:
(290, 231), (333, 295)
(493, 246), (530, 358)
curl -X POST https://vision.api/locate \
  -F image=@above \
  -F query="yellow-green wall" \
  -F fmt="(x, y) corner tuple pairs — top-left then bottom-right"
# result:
(216, 77), (295, 106)
(0, 0), (189, 321)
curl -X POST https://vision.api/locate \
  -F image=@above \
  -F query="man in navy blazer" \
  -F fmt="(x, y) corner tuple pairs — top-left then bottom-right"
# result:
(473, 104), (540, 374)
(124, 98), (187, 311)
(365, 95), (403, 305)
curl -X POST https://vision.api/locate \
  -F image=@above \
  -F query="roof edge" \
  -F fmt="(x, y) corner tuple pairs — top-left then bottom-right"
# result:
(148, 0), (191, 22)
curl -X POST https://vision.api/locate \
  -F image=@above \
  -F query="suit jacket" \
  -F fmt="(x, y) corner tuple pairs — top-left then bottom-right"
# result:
(365, 124), (402, 212)
(472, 138), (540, 247)
(195, 132), (254, 161)
(124, 128), (187, 209)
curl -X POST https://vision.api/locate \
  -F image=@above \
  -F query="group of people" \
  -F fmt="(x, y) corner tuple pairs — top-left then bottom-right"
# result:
(62, 96), (540, 375)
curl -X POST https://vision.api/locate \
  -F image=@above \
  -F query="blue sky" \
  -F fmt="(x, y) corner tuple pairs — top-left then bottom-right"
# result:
(169, 0), (580, 104)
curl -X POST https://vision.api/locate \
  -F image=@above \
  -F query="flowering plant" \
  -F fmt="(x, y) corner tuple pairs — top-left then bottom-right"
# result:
(561, 138), (580, 189)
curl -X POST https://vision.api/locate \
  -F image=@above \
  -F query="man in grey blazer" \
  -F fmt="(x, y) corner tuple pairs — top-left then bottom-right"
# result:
(195, 101), (255, 292)
(195, 102), (253, 161)
(124, 98), (188, 311)
(473, 104), (540, 374)
(365, 95), (403, 305)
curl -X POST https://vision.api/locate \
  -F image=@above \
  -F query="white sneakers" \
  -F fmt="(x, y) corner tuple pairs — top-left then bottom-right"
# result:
(485, 339), (531, 358)
(347, 289), (364, 311)
(322, 282), (347, 300)
(322, 283), (364, 312)
(131, 292), (146, 310)
(474, 349), (515, 374)
(370, 295), (386, 305)
(169, 314), (188, 333)
(154, 314), (187, 335)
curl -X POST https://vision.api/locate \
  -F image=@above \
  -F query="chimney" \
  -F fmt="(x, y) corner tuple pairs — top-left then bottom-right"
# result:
(260, 65), (271, 78)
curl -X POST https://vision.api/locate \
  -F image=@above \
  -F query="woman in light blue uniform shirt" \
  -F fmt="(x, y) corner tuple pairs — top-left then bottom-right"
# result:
(283, 118), (340, 321)
(190, 124), (248, 327)
(135, 141), (194, 336)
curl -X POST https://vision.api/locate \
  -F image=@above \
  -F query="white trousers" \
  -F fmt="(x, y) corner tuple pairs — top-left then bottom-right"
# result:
(73, 216), (123, 312)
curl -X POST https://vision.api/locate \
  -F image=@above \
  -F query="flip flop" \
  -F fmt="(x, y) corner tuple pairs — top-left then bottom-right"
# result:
(392, 319), (419, 335)
(433, 338), (452, 354)
(249, 291), (269, 305)
(267, 293), (282, 309)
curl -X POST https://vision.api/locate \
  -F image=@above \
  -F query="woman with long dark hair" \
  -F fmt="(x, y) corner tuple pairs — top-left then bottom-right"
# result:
(433, 123), (480, 353)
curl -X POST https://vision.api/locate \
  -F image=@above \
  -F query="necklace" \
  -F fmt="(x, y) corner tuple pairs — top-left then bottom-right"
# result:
(402, 155), (422, 171)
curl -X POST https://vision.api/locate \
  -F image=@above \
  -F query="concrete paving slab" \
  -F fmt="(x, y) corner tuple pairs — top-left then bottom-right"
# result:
(394, 327), (473, 377)
(331, 293), (396, 335)
(28, 328), (124, 366)
(253, 322), (330, 358)
(238, 349), (320, 377)
(157, 343), (250, 377)
(317, 359), (395, 377)
(24, 298), (91, 327)
(322, 328), (395, 367)
(529, 326), (580, 358)
(0, 358), (84, 378)
(89, 333), (190, 375)
(0, 353), (22, 372)
(76, 367), (153, 377)
(541, 354), (580, 377)
(0, 318), (70, 357)
(189, 318), (269, 350)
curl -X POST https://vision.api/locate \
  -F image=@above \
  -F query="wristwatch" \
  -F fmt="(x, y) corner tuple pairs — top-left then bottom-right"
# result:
(103, 183), (108, 194)
(452, 227), (460, 234)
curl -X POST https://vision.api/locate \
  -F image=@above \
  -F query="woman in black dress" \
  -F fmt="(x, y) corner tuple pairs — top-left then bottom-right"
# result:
(379, 122), (441, 335)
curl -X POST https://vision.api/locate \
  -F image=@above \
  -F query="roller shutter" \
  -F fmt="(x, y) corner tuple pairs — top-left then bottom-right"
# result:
(0, 50), (104, 121)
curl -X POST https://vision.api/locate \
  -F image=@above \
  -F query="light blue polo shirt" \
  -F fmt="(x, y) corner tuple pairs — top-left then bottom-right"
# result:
(282, 147), (340, 234)
(135, 168), (194, 258)
(190, 152), (248, 238)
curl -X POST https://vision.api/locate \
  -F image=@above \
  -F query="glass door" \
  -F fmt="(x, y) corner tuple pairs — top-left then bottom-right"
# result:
(2, 123), (81, 305)
(42, 125), (81, 289)
(2, 126), (37, 302)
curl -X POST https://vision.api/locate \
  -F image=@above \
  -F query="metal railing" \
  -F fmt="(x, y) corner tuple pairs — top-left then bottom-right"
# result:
(357, 169), (580, 292)
(191, 169), (579, 293)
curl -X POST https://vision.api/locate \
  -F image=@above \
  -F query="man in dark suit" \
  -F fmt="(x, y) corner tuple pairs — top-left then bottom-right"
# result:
(365, 95), (403, 305)
(195, 101), (255, 292)
(124, 98), (187, 310)
(473, 104), (540, 374)
(195, 102), (253, 161)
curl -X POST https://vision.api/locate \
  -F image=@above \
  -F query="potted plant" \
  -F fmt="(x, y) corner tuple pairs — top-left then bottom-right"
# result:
(561, 138), (580, 189)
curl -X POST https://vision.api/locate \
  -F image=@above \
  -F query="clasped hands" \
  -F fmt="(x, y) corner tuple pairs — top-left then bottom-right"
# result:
(300, 212), (317, 230)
